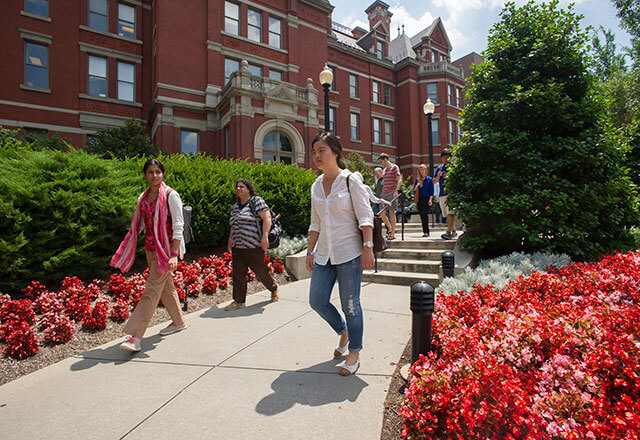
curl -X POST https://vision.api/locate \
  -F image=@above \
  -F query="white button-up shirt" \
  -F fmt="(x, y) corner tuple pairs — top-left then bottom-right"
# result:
(309, 169), (374, 266)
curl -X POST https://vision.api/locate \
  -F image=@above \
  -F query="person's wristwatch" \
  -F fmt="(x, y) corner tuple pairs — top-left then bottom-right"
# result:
(363, 241), (374, 249)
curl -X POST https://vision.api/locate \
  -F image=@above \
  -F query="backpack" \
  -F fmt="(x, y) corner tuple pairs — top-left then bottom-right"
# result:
(248, 197), (281, 249)
(166, 188), (194, 244)
(346, 173), (388, 253)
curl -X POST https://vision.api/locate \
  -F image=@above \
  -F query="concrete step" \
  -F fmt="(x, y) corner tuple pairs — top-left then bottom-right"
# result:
(363, 269), (441, 287)
(388, 237), (457, 250)
(379, 248), (449, 260)
(374, 258), (441, 273)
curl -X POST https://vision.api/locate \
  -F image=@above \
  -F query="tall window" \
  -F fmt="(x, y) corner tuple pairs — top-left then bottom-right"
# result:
(427, 83), (438, 104)
(376, 41), (384, 59)
(89, 0), (108, 32)
(329, 66), (336, 90)
(372, 81), (380, 103)
(432, 50), (439, 62)
(383, 84), (391, 105)
(448, 84), (455, 105)
(25, 0), (48, 17)
(269, 69), (282, 81)
(329, 107), (336, 133)
(118, 3), (136, 38)
(449, 120), (457, 144)
(25, 42), (48, 88)
(350, 112), (360, 140)
(224, 58), (239, 84)
(225, 2), (239, 35)
(268, 17), (281, 48)
(431, 119), (439, 144)
(181, 130), (199, 155)
(349, 74), (358, 98)
(117, 61), (134, 101)
(247, 63), (261, 77)
(262, 131), (294, 164)
(456, 87), (463, 107)
(248, 9), (262, 42)
(384, 121), (392, 145)
(88, 55), (107, 97)
(373, 118), (381, 144)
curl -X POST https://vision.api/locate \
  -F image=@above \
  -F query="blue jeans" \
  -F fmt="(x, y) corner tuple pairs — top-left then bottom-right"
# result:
(309, 256), (363, 352)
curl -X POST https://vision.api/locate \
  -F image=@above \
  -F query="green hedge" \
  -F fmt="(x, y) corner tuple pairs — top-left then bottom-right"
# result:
(0, 144), (316, 294)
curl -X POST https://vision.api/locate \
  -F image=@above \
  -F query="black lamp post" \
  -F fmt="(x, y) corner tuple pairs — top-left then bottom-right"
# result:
(319, 64), (333, 132)
(423, 98), (435, 178)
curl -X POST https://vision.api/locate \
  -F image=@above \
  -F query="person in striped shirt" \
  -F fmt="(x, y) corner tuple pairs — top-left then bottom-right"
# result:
(377, 154), (402, 240)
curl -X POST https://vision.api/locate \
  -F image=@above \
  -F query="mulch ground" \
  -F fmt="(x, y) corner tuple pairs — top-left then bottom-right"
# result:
(380, 341), (411, 440)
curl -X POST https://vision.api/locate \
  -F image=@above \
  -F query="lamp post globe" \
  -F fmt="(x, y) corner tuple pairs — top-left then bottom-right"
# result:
(423, 98), (435, 178)
(319, 64), (333, 132)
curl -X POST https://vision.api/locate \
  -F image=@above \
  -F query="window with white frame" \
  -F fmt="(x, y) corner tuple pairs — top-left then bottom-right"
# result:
(376, 41), (384, 59)
(117, 61), (134, 101)
(88, 55), (107, 97)
(349, 74), (358, 98)
(89, 0), (108, 32)
(118, 3), (136, 38)
(427, 83), (438, 104)
(431, 119), (439, 144)
(456, 87), (463, 107)
(224, 58), (239, 84)
(372, 81), (380, 103)
(432, 50), (439, 62)
(384, 120), (392, 145)
(248, 9), (261, 42)
(247, 63), (261, 77)
(269, 69), (282, 81)
(350, 112), (360, 140)
(262, 131), (294, 164)
(24, 42), (48, 89)
(449, 120), (456, 144)
(329, 66), (336, 90)
(383, 84), (391, 105)
(25, 0), (48, 17)
(448, 84), (455, 105)
(225, 2), (240, 35)
(373, 118), (381, 144)
(181, 130), (199, 155)
(329, 107), (336, 133)
(268, 17), (281, 48)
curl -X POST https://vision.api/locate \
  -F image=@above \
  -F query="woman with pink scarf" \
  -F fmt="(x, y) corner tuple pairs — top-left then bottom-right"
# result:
(111, 159), (187, 352)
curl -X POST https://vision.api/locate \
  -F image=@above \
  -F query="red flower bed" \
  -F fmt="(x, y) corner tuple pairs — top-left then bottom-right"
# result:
(401, 251), (640, 439)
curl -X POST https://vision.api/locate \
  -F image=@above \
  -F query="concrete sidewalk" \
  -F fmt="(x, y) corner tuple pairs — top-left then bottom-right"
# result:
(0, 279), (411, 440)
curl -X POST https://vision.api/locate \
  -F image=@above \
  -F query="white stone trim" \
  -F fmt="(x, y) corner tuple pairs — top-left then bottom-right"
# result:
(20, 11), (51, 22)
(397, 78), (418, 87)
(79, 42), (143, 63)
(220, 31), (289, 55)
(253, 119), (305, 165)
(19, 28), (52, 45)
(0, 99), (78, 114)
(78, 94), (142, 107)
(157, 82), (206, 97)
(78, 25), (143, 45)
(154, 95), (205, 111)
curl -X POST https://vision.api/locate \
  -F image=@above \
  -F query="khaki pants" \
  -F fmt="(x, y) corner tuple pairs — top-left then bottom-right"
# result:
(232, 247), (277, 304)
(123, 250), (183, 338)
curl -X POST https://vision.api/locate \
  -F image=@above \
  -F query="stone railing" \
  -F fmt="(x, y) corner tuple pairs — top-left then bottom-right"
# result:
(419, 61), (464, 79)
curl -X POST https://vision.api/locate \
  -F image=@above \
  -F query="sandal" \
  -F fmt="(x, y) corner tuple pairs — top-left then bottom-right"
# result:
(339, 357), (360, 376)
(333, 344), (348, 358)
(386, 235), (396, 240)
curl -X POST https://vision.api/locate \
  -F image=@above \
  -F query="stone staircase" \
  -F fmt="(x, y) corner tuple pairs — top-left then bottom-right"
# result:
(362, 218), (457, 287)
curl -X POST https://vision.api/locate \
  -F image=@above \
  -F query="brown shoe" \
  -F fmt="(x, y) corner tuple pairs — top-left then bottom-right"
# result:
(271, 289), (279, 302)
(224, 301), (245, 311)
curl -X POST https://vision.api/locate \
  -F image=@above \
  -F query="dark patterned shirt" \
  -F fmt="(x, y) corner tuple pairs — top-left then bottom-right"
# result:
(229, 196), (268, 249)
(142, 196), (173, 251)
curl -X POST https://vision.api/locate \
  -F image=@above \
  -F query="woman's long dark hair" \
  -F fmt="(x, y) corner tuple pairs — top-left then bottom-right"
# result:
(235, 179), (257, 204)
(311, 131), (346, 169)
(143, 158), (165, 174)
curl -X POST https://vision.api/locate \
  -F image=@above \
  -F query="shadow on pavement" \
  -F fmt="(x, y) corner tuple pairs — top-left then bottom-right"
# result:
(69, 333), (163, 371)
(255, 359), (368, 416)
(199, 300), (273, 319)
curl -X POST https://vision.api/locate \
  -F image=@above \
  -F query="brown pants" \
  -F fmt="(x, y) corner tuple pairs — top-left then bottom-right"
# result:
(123, 250), (183, 338)
(232, 247), (277, 304)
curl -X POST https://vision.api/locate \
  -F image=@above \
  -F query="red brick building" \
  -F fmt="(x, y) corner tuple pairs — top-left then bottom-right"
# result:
(0, 0), (474, 175)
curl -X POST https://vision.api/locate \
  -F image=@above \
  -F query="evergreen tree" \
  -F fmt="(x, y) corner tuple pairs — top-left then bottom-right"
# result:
(448, 1), (639, 260)
(86, 119), (158, 159)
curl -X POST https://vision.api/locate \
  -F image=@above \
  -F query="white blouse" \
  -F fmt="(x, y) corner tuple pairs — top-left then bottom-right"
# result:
(309, 169), (374, 266)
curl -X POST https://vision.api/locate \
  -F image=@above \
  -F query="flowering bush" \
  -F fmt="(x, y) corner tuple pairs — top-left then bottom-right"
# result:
(401, 251), (640, 439)
(3, 321), (39, 359)
(41, 313), (75, 345)
(21, 281), (47, 301)
(64, 295), (90, 322)
(33, 291), (64, 315)
(110, 299), (130, 322)
(1, 299), (36, 326)
(81, 295), (109, 331)
(202, 275), (218, 294)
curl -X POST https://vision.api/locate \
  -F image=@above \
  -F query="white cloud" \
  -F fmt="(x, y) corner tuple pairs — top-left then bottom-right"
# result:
(388, 6), (436, 40)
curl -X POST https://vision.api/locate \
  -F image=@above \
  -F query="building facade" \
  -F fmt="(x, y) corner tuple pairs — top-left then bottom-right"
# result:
(0, 0), (473, 175)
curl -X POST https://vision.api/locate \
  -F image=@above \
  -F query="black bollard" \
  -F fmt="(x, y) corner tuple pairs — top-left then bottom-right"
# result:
(410, 281), (435, 363)
(442, 251), (455, 278)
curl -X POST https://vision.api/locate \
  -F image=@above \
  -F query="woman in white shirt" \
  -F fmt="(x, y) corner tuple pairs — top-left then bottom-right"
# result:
(305, 132), (374, 376)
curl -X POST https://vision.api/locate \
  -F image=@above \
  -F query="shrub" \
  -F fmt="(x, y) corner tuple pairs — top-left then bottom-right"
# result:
(0, 145), (140, 293)
(3, 321), (39, 359)
(109, 299), (130, 323)
(401, 250), (640, 439)
(447, 1), (639, 260)
(41, 313), (75, 345)
(85, 119), (158, 159)
(266, 234), (308, 258)
(33, 291), (64, 315)
(0, 299), (36, 326)
(81, 295), (109, 331)
(344, 152), (374, 187)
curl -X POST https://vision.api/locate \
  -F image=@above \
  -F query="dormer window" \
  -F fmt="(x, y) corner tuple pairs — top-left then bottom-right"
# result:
(376, 41), (384, 59)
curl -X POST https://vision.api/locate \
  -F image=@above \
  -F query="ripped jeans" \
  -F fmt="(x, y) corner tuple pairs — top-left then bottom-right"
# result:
(309, 255), (363, 352)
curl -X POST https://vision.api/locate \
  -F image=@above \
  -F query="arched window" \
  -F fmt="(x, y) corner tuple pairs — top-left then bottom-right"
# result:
(262, 131), (294, 164)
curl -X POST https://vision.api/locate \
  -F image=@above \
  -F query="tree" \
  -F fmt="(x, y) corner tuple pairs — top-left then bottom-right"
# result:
(611, 0), (640, 67)
(344, 152), (374, 187)
(448, 1), (639, 260)
(86, 119), (157, 159)
(590, 26), (627, 80)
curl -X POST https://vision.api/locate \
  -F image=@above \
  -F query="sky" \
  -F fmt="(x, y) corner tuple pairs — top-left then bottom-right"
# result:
(330, 0), (633, 61)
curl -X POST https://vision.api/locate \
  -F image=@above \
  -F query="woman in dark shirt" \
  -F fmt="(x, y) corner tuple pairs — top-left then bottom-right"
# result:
(413, 164), (434, 237)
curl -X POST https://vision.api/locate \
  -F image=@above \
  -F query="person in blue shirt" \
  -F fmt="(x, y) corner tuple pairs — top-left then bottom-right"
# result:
(413, 164), (434, 237)
(434, 149), (457, 239)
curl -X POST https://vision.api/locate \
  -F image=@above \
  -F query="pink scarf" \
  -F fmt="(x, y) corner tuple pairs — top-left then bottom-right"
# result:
(110, 182), (172, 274)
